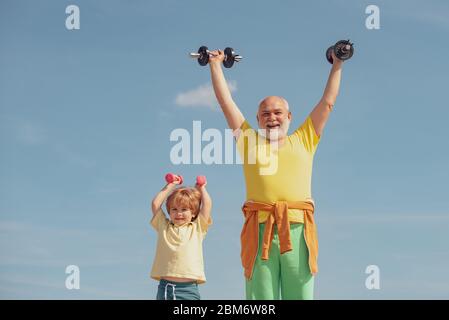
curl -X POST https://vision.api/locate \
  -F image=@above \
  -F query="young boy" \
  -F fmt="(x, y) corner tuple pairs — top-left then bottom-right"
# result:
(150, 174), (212, 300)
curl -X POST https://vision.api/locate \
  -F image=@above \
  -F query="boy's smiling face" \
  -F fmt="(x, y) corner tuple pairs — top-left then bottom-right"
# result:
(166, 187), (201, 226)
(257, 96), (292, 141)
(169, 205), (194, 226)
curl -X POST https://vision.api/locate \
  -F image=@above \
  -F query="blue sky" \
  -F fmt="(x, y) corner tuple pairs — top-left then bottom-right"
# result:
(1, 0), (448, 299)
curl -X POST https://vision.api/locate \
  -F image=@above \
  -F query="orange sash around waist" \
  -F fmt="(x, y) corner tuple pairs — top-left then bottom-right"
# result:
(241, 200), (318, 280)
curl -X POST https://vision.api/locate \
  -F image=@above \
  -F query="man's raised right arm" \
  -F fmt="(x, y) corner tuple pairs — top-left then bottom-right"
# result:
(208, 50), (245, 132)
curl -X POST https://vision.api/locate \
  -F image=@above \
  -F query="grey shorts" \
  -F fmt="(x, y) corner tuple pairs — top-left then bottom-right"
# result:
(156, 279), (200, 300)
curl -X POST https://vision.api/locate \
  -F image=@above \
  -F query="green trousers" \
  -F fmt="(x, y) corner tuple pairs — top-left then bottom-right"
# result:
(245, 223), (315, 300)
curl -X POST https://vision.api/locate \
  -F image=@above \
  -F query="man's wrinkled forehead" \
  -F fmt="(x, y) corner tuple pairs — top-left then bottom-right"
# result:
(258, 96), (289, 113)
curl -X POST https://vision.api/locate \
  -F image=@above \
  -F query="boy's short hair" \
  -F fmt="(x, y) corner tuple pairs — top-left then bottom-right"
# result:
(166, 187), (202, 220)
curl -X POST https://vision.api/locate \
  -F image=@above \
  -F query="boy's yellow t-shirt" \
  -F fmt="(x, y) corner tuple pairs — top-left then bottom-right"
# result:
(235, 115), (321, 223)
(150, 208), (211, 283)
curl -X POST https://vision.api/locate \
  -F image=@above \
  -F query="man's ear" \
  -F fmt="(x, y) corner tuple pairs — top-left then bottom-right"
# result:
(288, 111), (292, 120)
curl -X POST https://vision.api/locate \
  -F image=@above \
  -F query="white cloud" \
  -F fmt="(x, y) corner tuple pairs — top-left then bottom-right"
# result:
(175, 81), (237, 110)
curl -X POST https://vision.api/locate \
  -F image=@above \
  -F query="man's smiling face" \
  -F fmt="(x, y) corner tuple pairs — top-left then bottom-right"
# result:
(257, 96), (292, 142)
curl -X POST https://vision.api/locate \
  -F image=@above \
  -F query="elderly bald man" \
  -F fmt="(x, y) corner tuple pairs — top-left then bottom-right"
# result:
(208, 49), (345, 300)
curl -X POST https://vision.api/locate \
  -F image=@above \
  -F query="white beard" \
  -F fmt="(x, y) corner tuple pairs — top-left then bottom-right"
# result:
(259, 119), (291, 142)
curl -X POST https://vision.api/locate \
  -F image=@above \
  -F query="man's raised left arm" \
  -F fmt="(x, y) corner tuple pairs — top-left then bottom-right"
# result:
(310, 51), (344, 137)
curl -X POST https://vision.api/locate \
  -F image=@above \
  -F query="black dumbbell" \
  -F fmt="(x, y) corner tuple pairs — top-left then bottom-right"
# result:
(189, 46), (242, 68)
(326, 40), (354, 64)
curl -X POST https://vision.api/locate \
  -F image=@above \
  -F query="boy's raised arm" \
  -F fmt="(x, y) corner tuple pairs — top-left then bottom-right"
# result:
(151, 182), (178, 215)
(310, 51), (344, 137)
(209, 50), (245, 132)
(196, 184), (212, 222)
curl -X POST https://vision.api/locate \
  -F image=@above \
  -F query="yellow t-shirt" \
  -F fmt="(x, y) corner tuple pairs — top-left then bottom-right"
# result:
(150, 208), (211, 283)
(235, 115), (320, 223)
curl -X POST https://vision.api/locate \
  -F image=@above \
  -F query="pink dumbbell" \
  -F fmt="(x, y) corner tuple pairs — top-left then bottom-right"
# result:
(196, 175), (207, 187)
(165, 173), (183, 185)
